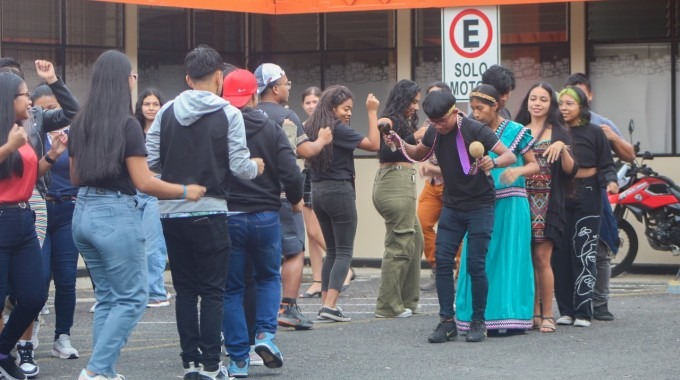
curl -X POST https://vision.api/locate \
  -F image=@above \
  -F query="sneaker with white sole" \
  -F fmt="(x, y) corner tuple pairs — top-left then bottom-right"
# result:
(52, 334), (79, 359)
(147, 299), (170, 308)
(0, 355), (26, 380)
(89, 302), (98, 313)
(248, 347), (263, 366)
(16, 342), (38, 378)
(318, 306), (351, 322)
(78, 368), (126, 379)
(40, 305), (49, 315)
(573, 318), (592, 327)
(556, 315), (574, 325)
(375, 308), (412, 318)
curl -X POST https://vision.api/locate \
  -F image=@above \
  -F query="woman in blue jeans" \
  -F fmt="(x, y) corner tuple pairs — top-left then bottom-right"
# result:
(134, 88), (170, 308)
(68, 50), (206, 380)
(31, 85), (81, 360)
(0, 69), (69, 380)
(304, 85), (381, 322)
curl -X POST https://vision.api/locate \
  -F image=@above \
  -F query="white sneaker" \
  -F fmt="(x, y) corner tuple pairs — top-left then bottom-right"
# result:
(573, 318), (592, 327)
(375, 308), (412, 319)
(78, 368), (126, 380)
(147, 299), (170, 308)
(52, 334), (80, 359)
(556, 315), (574, 325)
(89, 302), (98, 313)
(249, 346), (264, 366)
(16, 341), (39, 378)
(40, 304), (50, 315)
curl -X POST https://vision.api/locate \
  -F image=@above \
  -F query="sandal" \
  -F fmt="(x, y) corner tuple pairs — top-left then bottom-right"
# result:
(300, 281), (322, 298)
(532, 315), (542, 330)
(540, 317), (556, 333)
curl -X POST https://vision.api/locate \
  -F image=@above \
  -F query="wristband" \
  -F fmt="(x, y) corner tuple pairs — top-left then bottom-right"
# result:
(44, 155), (56, 164)
(491, 158), (498, 168)
(182, 185), (187, 199)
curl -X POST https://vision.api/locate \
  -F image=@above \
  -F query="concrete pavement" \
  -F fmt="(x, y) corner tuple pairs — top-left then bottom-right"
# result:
(31, 269), (679, 379)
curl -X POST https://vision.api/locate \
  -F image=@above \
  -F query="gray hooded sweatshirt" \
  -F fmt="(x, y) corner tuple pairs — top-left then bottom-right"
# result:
(146, 90), (257, 215)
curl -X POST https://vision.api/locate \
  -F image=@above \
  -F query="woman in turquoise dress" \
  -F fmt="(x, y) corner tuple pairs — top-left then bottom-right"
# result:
(455, 85), (539, 333)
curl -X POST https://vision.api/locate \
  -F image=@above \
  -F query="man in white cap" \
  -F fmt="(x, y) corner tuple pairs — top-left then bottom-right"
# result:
(255, 63), (331, 331)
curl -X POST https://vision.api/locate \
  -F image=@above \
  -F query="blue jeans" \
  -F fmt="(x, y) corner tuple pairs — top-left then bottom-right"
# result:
(312, 180), (357, 292)
(0, 206), (47, 355)
(137, 192), (168, 302)
(223, 211), (281, 361)
(42, 198), (79, 339)
(435, 206), (494, 321)
(72, 188), (147, 377)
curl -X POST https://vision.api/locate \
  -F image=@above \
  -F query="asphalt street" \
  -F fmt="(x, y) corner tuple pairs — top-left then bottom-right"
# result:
(30, 269), (680, 379)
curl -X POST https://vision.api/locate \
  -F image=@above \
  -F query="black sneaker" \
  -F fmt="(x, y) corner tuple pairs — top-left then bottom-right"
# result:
(0, 355), (26, 380)
(466, 320), (487, 342)
(428, 318), (457, 343)
(16, 342), (38, 378)
(278, 303), (314, 330)
(318, 306), (351, 322)
(593, 304), (615, 321)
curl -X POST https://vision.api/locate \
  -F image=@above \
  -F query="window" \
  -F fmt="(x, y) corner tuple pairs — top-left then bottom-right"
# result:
(138, 7), (246, 100)
(587, 0), (680, 154)
(0, 0), (123, 101)
(413, 5), (569, 120)
(250, 11), (396, 156)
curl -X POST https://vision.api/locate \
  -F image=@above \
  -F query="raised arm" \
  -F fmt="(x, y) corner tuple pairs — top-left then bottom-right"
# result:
(357, 94), (381, 152)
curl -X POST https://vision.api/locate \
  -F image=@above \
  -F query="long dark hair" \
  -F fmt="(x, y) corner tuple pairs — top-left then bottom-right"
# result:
(69, 50), (133, 183)
(515, 82), (567, 138)
(134, 88), (164, 128)
(0, 72), (26, 179)
(304, 85), (353, 172)
(381, 79), (420, 136)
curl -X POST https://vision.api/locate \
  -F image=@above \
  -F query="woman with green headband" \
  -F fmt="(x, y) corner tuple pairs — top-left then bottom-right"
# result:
(553, 86), (618, 328)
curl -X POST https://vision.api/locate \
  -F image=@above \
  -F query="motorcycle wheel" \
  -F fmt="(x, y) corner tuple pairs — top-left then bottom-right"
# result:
(610, 219), (638, 277)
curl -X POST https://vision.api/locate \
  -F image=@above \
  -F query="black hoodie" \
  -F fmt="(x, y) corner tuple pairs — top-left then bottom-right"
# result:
(229, 107), (303, 213)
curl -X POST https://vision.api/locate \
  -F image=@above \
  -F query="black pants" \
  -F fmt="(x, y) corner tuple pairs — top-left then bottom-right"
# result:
(162, 214), (231, 371)
(553, 177), (601, 320)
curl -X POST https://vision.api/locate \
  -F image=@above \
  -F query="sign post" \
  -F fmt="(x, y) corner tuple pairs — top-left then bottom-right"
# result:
(442, 6), (500, 103)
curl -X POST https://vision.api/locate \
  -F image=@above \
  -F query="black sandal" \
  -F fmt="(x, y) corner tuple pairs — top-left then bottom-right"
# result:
(300, 281), (322, 298)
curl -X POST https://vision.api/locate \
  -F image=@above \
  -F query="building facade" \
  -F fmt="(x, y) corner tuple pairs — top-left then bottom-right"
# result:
(2, 0), (679, 266)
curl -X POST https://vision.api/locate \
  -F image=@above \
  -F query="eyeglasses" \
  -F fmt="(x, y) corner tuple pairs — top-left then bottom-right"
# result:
(14, 92), (30, 98)
(276, 80), (292, 89)
(129, 73), (138, 81)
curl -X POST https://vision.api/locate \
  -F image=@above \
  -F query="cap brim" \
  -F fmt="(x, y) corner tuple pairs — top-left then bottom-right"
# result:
(223, 94), (251, 108)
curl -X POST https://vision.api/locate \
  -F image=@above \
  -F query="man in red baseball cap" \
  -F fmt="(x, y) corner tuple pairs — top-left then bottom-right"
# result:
(220, 68), (304, 378)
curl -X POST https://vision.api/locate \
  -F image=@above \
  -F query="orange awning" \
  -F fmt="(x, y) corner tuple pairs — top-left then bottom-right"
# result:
(96, 0), (587, 14)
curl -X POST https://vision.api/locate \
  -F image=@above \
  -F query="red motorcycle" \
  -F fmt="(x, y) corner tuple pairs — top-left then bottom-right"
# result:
(608, 150), (680, 277)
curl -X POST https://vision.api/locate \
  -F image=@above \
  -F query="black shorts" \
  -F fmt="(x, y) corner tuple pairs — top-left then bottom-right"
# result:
(302, 168), (312, 207)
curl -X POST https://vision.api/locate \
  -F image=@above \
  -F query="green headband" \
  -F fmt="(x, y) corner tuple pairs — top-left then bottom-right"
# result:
(559, 87), (582, 104)
(559, 87), (587, 126)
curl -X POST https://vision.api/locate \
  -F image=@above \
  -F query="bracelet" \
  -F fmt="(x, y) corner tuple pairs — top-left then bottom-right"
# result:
(181, 185), (187, 199)
(44, 155), (56, 164)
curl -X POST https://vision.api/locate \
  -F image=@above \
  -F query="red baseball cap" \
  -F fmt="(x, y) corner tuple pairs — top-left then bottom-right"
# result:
(222, 69), (258, 108)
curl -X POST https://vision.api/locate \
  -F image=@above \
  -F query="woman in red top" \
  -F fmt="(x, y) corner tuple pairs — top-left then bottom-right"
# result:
(0, 70), (68, 380)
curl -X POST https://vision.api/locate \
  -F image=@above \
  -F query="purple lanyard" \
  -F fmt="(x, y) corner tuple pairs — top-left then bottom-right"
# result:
(456, 125), (471, 174)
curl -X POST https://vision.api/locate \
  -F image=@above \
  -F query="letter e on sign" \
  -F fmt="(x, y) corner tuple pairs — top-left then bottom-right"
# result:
(450, 9), (493, 59)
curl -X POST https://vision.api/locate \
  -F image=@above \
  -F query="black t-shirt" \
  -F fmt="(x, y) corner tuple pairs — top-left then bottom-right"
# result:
(70, 117), (147, 195)
(571, 122), (617, 185)
(379, 115), (416, 163)
(421, 116), (499, 211)
(257, 101), (309, 148)
(310, 122), (364, 182)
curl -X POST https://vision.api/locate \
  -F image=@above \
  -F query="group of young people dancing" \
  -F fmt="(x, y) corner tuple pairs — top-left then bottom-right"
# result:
(0, 41), (631, 380)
